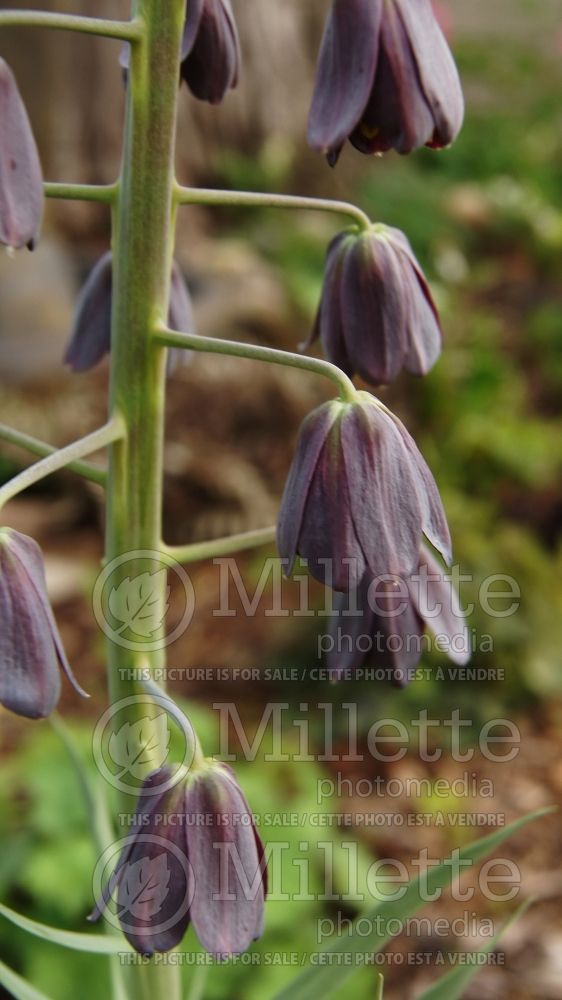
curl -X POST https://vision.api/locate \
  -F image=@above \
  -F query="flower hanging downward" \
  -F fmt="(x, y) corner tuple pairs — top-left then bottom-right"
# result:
(0, 528), (87, 719)
(327, 544), (470, 684)
(277, 393), (451, 591)
(64, 253), (193, 374)
(308, 0), (464, 164)
(0, 58), (43, 249)
(181, 0), (240, 104)
(306, 225), (442, 386)
(90, 762), (266, 957)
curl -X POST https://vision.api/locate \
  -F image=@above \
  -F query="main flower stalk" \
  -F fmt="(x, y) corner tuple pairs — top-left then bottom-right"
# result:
(105, 0), (185, 995)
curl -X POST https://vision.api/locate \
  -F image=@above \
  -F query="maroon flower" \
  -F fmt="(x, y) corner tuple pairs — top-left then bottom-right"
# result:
(308, 0), (464, 164)
(327, 544), (470, 684)
(64, 254), (193, 374)
(0, 58), (43, 249)
(0, 528), (87, 719)
(306, 225), (441, 386)
(181, 0), (240, 104)
(277, 394), (451, 591)
(90, 763), (266, 957)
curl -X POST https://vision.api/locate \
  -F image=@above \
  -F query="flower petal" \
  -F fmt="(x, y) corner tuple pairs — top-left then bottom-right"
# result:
(308, 0), (382, 156)
(188, 769), (265, 957)
(0, 59), (43, 249)
(277, 401), (339, 578)
(341, 402), (425, 578)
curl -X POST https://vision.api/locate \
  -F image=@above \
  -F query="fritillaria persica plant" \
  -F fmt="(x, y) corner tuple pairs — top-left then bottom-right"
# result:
(0, 2), (548, 998)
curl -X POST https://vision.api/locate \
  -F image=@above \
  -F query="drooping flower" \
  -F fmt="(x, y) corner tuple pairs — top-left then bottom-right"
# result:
(0, 528), (87, 719)
(90, 762), (266, 957)
(277, 393), (451, 591)
(327, 543), (470, 684)
(180, 0), (240, 104)
(308, 0), (464, 164)
(305, 225), (441, 386)
(64, 253), (193, 374)
(0, 58), (43, 249)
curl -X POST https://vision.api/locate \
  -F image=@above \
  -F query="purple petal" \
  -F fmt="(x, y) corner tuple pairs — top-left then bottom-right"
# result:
(341, 401), (425, 578)
(64, 252), (113, 373)
(394, 0), (464, 147)
(5, 530), (88, 699)
(351, 3), (434, 155)
(0, 59), (43, 250)
(181, 0), (240, 104)
(115, 782), (192, 955)
(167, 260), (194, 374)
(386, 230), (442, 375)
(389, 414), (452, 564)
(409, 545), (470, 665)
(0, 532), (60, 718)
(187, 768), (265, 957)
(299, 416), (367, 590)
(308, 0), (382, 156)
(181, 0), (206, 58)
(340, 231), (408, 384)
(308, 231), (353, 372)
(277, 402), (339, 578)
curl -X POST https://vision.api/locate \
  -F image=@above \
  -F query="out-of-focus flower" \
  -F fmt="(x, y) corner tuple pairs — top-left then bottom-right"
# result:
(305, 225), (441, 386)
(0, 528), (87, 719)
(0, 58), (43, 249)
(64, 253), (193, 374)
(277, 393), (451, 591)
(90, 762), (266, 957)
(327, 543), (470, 684)
(308, 0), (464, 164)
(180, 0), (240, 104)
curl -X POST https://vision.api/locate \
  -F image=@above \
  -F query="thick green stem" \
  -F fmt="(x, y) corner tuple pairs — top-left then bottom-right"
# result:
(175, 183), (372, 230)
(164, 525), (277, 565)
(0, 11), (140, 40)
(103, 1), (185, 995)
(155, 326), (359, 402)
(0, 420), (120, 510)
(0, 423), (106, 486)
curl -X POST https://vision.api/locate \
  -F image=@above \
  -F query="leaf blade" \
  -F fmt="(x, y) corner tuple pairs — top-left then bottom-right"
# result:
(271, 807), (554, 1000)
(0, 901), (132, 954)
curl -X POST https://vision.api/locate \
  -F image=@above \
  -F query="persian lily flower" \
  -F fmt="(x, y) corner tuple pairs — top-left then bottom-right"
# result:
(277, 393), (451, 591)
(0, 528), (87, 719)
(90, 763), (266, 957)
(305, 225), (442, 386)
(327, 543), (470, 684)
(308, 0), (464, 164)
(180, 0), (240, 104)
(0, 58), (43, 249)
(64, 253), (193, 374)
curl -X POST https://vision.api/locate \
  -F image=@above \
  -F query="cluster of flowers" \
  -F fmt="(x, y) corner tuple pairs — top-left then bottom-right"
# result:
(0, 0), (467, 958)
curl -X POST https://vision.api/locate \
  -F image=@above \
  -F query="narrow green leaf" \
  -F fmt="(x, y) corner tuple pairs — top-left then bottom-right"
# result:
(0, 902), (132, 954)
(374, 973), (384, 1000)
(415, 899), (532, 999)
(0, 959), (53, 1000)
(272, 807), (554, 1000)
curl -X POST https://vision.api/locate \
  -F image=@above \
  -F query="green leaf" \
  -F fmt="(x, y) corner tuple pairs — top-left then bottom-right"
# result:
(0, 902), (132, 954)
(271, 807), (554, 1000)
(50, 714), (115, 853)
(0, 959), (53, 1000)
(415, 899), (532, 999)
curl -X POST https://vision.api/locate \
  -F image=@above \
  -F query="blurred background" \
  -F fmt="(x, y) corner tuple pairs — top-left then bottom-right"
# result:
(1, 1), (561, 997)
